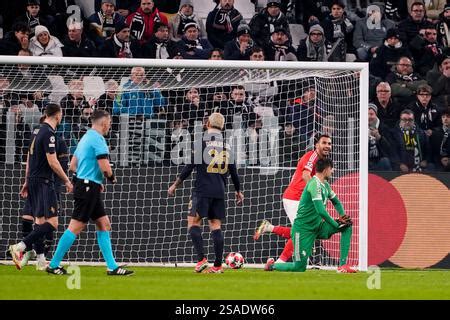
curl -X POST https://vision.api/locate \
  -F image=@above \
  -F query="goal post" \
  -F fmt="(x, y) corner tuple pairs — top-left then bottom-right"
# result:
(0, 56), (368, 271)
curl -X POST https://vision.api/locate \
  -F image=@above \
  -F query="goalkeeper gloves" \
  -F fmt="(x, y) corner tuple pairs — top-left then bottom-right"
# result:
(335, 215), (353, 228)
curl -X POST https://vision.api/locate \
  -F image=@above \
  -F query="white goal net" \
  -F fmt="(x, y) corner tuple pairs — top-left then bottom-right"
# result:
(0, 57), (368, 270)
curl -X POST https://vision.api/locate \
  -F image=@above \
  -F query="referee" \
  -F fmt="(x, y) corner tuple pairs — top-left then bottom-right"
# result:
(47, 109), (133, 276)
(9, 104), (73, 270)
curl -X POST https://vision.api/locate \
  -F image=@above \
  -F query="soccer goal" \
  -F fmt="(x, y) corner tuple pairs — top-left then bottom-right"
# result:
(0, 56), (368, 271)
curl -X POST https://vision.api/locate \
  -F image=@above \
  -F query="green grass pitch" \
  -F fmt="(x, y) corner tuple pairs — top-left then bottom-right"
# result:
(1, 265), (449, 300)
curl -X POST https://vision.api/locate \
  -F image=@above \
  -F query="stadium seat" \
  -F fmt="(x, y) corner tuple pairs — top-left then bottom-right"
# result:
(47, 75), (68, 103)
(83, 76), (105, 100)
(289, 24), (306, 49)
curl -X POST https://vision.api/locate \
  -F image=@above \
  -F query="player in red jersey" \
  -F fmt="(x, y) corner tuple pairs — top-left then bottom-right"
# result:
(253, 134), (332, 263)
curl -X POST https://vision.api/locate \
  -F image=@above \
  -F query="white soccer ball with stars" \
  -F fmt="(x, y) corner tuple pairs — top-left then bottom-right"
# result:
(225, 252), (244, 269)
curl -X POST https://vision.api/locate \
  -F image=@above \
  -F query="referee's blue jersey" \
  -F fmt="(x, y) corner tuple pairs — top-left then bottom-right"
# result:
(74, 129), (109, 185)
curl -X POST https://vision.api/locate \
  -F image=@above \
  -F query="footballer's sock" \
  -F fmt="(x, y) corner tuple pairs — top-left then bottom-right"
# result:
(339, 226), (352, 266)
(22, 218), (34, 252)
(34, 236), (45, 255)
(49, 229), (77, 268)
(96, 231), (119, 271)
(44, 230), (54, 257)
(278, 239), (294, 262)
(272, 226), (291, 239)
(189, 226), (205, 261)
(211, 229), (224, 267)
(23, 222), (56, 250)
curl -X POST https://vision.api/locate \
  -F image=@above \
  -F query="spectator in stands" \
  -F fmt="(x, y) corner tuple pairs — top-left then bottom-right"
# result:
(265, 27), (297, 61)
(170, 0), (206, 42)
(0, 75), (21, 162)
(430, 107), (450, 171)
(296, 24), (334, 62)
(301, 0), (332, 28)
(410, 26), (443, 76)
(180, 87), (210, 130)
(99, 20), (141, 58)
(126, 0), (168, 45)
(10, 49), (52, 109)
(211, 85), (255, 130)
(224, 22), (254, 60)
(60, 79), (89, 123)
(371, 82), (404, 128)
(408, 84), (442, 137)
(142, 22), (179, 59)
(14, 0), (53, 36)
(390, 109), (432, 172)
(96, 0), (139, 18)
(353, 4), (395, 62)
(398, 1), (434, 48)
(247, 47), (264, 62)
(206, 0), (243, 49)
(96, 79), (118, 116)
(29, 25), (63, 56)
(409, 0), (446, 22)
(284, 86), (316, 142)
(0, 22), (30, 56)
(279, 121), (301, 167)
(320, 0), (354, 62)
(368, 103), (393, 171)
(88, 0), (125, 47)
(436, 4), (450, 48)
(73, 103), (93, 141)
(386, 56), (427, 105)
(369, 28), (411, 80)
(249, 0), (290, 49)
(209, 48), (224, 60)
(113, 66), (167, 118)
(62, 22), (97, 57)
(178, 22), (213, 60)
(427, 53), (450, 108)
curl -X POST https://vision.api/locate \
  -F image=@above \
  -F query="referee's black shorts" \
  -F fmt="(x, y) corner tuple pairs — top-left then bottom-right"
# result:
(27, 177), (59, 219)
(188, 193), (225, 220)
(72, 178), (106, 223)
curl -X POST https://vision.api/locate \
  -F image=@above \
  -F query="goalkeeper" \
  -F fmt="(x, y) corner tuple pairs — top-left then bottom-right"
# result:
(265, 158), (356, 273)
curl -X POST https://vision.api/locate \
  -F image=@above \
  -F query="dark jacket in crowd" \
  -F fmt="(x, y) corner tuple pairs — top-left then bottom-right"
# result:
(177, 36), (212, 60)
(98, 35), (142, 58)
(408, 100), (442, 131)
(206, 6), (243, 49)
(369, 41), (411, 79)
(62, 35), (97, 57)
(371, 98), (405, 128)
(248, 8), (290, 48)
(397, 16), (434, 46)
(430, 125), (450, 171)
(142, 36), (180, 59)
(223, 39), (254, 60)
(0, 32), (23, 56)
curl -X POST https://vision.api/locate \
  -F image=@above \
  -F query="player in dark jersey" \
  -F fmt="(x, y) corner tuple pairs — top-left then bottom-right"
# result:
(168, 113), (244, 273)
(19, 115), (70, 270)
(9, 104), (73, 270)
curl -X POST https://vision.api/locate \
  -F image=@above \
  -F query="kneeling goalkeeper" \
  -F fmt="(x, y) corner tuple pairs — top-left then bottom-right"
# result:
(265, 158), (356, 273)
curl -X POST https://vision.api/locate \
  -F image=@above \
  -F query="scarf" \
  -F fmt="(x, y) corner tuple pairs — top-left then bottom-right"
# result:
(395, 72), (418, 82)
(213, 6), (233, 33)
(113, 34), (132, 58)
(184, 38), (203, 50)
(400, 125), (422, 171)
(97, 11), (116, 38)
(177, 12), (197, 36)
(305, 37), (325, 61)
(27, 12), (40, 33)
(369, 118), (381, 159)
(156, 41), (169, 59)
(267, 11), (282, 34)
(441, 125), (450, 157)
(130, 10), (162, 41)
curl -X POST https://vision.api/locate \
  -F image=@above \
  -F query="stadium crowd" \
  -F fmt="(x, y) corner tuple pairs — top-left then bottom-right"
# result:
(0, 0), (449, 172)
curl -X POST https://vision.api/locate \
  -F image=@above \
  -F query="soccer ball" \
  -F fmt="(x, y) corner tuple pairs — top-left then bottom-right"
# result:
(225, 252), (244, 269)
